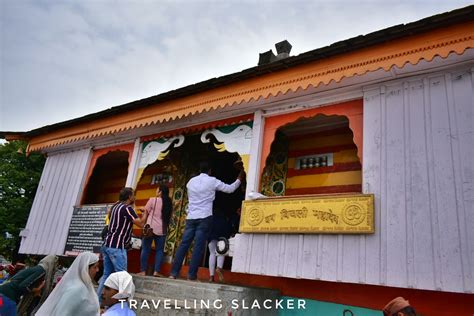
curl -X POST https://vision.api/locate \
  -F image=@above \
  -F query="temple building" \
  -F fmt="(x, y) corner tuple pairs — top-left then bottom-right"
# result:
(2, 5), (473, 315)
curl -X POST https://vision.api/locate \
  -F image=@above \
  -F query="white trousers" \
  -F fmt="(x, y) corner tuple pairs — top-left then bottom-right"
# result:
(208, 240), (225, 276)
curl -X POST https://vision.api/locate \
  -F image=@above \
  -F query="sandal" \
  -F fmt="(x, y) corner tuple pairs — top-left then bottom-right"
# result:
(215, 268), (224, 282)
(153, 272), (165, 277)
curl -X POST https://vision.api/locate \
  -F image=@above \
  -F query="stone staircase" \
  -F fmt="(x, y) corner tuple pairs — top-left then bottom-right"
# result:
(131, 275), (281, 316)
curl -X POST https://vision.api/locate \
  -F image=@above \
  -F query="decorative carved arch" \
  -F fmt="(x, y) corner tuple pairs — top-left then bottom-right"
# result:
(259, 99), (363, 187)
(81, 143), (134, 204)
(200, 123), (253, 172)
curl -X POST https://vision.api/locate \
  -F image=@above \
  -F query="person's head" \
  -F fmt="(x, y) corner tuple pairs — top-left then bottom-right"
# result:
(383, 297), (417, 316)
(119, 187), (135, 204)
(155, 186), (162, 197)
(75, 252), (99, 282)
(160, 184), (172, 226)
(38, 255), (58, 277)
(102, 271), (135, 307)
(199, 161), (211, 174)
(64, 252), (99, 286)
(102, 285), (119, 307)
(394, 307), (417, 316)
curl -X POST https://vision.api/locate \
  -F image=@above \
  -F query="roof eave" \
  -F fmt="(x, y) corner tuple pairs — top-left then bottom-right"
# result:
(16, 4), (474, 138)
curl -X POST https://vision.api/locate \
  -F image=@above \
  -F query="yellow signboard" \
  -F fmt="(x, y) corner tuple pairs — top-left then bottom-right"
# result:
(240, 194), (374, 234)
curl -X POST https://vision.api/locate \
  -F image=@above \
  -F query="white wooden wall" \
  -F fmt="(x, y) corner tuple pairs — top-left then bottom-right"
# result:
(232, 67), (473, 294)
(19, 148), (91, 255)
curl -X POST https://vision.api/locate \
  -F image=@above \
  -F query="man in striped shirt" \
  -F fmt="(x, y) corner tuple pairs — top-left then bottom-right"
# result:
(97, 187), (147, 302)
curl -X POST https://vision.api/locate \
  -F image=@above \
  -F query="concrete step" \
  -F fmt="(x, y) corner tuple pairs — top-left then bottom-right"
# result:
(132, 275), (280, 316)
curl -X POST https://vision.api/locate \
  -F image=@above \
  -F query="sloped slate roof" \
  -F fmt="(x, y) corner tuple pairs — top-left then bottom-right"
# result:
(2, 5), (474, 151)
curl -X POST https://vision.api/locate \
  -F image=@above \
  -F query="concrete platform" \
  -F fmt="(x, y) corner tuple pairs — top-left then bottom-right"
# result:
(131, 274), (281, 316)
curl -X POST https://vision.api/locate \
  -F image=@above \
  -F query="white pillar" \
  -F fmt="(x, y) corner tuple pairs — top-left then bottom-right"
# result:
(245, 110), (265, 199)
(125, 138), (142, 188)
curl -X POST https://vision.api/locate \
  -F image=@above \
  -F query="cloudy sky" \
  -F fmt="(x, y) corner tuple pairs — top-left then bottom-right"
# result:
(0, 0), (472, 132)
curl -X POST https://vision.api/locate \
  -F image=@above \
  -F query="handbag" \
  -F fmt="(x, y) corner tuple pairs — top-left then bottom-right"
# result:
(101, 208), (111, 241)
(142, 224), (154, 238)
(101, 225), (108, 240)
(142, 198), (157, 238)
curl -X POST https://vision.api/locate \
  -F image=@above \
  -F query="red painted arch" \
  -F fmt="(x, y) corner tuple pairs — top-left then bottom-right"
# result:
(259, 100), (363, 188)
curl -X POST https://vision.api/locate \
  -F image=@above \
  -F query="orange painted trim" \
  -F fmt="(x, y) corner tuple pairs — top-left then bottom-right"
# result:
(140, 114), (254, 142)
(3, 133), (27, 141)
(27, 21), (474, 152)
(81, 143), (134, 204)
(285, 185), (362, 195)
(122, 258), (474, 316)
(260, 100), (363, 185)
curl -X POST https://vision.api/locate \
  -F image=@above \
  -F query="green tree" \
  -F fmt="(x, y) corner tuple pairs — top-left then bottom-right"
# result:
(0, 140), (45, 261)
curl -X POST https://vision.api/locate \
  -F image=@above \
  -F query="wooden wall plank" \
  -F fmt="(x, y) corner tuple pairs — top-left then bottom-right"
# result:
(428, 75), (464, 291)
(407, 80), (436, 290)
(19, 148), (91, 255)
(450, 70), (474, 292)
(231, 66), (472, 294)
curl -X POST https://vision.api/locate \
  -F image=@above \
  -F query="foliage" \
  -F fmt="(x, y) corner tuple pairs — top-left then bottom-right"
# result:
(0, 140), (45, 261)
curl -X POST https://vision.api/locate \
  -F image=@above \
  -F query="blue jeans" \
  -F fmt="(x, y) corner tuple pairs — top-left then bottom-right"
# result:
(140, 234), (166, 273)
(97, 246), (127, 302)
(170, 216), (212, 280)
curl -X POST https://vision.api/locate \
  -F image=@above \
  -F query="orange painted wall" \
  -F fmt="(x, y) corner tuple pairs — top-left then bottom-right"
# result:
(84, 143), (134, 182)
(285, 127), (362, 195)
(134, 161), (175, 209)
(81, 143), (134, 204)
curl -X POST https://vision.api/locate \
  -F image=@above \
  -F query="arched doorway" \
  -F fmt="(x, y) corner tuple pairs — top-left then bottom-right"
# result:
(82, 150), (130, 204)
(260, 100), (363, 197)
(134, 130), (245, 273)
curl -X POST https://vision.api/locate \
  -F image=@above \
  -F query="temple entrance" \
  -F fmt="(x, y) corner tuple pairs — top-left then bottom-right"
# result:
(134, 132), (244, 273)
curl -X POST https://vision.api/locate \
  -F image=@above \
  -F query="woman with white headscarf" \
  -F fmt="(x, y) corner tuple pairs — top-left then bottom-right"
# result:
(35, 252), (100, 316)
(102, 271), (136, 316)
